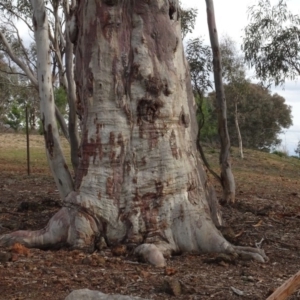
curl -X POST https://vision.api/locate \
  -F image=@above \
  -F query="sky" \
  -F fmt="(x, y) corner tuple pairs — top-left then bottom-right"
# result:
(182, 0), (300, 155)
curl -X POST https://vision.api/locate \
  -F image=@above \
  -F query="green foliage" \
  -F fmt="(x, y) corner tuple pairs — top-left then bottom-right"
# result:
(4, 101), (24, 130)
(243, 0), (300, 86)
(186, 37), (212, 97)
(272, 150), (288, 158)
(54, 87), (68, 116)
(209, 83), (293, 150)
(180, 5), (198, 40)
(195, 96), (218, 142)
(220, 35), (246, 84)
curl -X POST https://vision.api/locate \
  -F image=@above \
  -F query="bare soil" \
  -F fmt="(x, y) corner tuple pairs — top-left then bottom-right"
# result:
(0, 133), (300, 300)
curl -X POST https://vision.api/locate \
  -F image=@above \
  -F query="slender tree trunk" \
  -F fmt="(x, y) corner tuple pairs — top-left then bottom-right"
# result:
(64, 1), (80, 172)
(205, 0), (236, 204)
(0, 0), (267, 266)
(30, 0), (74, 199)
(234, 100), (244, 159)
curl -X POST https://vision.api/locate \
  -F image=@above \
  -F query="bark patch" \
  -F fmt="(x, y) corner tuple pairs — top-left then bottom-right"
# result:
(75, 131), (102, 189)
(42, 117), (54, 158)
(137, 98), (163, 124)
(169, 129), (178, 159)
(179, 108), (190, 128)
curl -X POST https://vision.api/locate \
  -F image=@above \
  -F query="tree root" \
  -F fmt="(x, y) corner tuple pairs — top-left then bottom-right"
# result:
(134, 244), (166, 267)
(0, 207), (98, 251)
(0, 204), (268, 266)
(232, 245), (268, 263)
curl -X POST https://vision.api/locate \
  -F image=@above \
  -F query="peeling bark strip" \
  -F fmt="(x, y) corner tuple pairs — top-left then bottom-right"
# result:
(0, 0), (267, 266)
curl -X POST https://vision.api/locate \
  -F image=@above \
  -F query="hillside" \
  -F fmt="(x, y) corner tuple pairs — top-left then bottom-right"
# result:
(0, 133), (300, 300)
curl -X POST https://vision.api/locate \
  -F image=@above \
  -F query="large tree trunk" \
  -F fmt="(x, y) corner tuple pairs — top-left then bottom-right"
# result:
(0, 0), (266, 266)
(205, 0), (236, 204)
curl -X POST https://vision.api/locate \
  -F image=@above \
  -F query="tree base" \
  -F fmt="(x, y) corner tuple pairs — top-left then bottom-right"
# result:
(0, 206), (268, 266)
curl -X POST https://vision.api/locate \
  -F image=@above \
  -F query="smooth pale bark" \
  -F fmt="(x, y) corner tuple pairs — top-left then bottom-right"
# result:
(30, 0), (73, 198)
(0, 0), (267, 266)
(234, 100), (244, 159)
(205, 0), (236, 204)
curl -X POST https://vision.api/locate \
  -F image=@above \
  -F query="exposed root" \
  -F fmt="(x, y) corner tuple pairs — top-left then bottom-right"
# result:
(134, 243), (166, 267)
(232, 245), (269, 263)
(0, 208), (71, 248)
(0, 207), (98, 251)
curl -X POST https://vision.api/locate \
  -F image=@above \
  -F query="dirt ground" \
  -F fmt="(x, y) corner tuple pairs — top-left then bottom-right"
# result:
(0, 134), (300, 299)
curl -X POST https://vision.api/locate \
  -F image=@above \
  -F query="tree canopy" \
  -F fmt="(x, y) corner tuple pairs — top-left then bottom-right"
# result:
(243, 0), (300, 86)
(208, 82), (293, 150)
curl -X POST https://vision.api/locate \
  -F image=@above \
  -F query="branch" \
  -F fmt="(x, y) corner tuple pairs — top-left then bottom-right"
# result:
(0, 30), (38, 87)
(267, 270), (300, 300)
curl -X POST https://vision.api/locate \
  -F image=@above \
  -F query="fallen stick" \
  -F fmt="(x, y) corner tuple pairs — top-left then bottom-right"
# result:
(266, 270), (300, 300)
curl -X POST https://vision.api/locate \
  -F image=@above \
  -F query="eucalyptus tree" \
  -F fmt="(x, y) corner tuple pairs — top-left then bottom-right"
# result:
(0, 0), (267, 266)
(220, 36), (248, 159)
(209, 83), (293, 150)
(243, 0), (300, 86)
(0, 0), (79, 170)
(205, 0), (235, 204)
(185, 37), (222, 184)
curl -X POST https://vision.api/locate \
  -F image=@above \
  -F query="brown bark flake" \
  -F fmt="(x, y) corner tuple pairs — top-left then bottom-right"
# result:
(44, 124), (54, 158)
(106, 177), (114, 197)
(137, 98), (163, 124)
(145, 76), (164, 97)
(168, 1), (176, 20)
(179, 108), (190, 128)
(169, 129), (179, 159)
(103, 0), (119, 6)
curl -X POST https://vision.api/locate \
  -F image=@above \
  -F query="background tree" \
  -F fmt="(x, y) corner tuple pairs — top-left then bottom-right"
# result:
(243, 0), (300, 86)
(185, 37), (221, 182)
(208, 83), (293, 150)
(205, 0), (236, 204)
(0, 0), (267, 265)
(180, 4), (198, 40)
(0, 0), (79, 169)
(294, 141), (300, 158)
(220, 36), (248, 158)
(0, 57), (39, 131)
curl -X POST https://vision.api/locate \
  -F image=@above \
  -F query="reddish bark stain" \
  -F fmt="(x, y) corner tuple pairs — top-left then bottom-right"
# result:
(106, 177), (114, 197)
(109, 132), (115, 146)
(75, 130), (103, 189)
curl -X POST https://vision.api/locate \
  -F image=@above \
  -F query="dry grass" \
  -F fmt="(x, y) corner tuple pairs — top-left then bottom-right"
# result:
(0, 133), (71, 174)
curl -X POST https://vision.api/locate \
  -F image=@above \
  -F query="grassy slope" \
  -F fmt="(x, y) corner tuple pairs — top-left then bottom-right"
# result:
(0, 132), (299, 198)
(203, 145), (300, 206)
